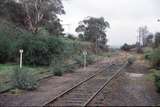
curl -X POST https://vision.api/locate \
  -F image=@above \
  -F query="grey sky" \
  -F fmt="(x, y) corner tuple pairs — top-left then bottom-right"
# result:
(59, 0), (160, 46)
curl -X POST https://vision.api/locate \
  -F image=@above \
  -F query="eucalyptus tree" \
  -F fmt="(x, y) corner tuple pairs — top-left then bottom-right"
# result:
(76, 17), (110, 50)
(0, 0), (65, 34)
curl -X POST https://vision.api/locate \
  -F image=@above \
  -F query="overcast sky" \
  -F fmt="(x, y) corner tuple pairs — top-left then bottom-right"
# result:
(59, 0), (160, 47)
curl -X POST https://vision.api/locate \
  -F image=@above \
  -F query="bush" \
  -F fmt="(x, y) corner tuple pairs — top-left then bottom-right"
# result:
(62, 38), (82, 59)
(147, 48), (160, 68)
(49, 56), (65, 76)
(18, 35), (64, 66)
(121, 43), (131, 51)
(0, 21), (19, 63)
(154, 73), (160, 92)
(11, 67), (38, 90)
(144, 52), (152, 60)
(0, 20), (65, 66)
(53, 66), (64, 76)
(63, 64), (76, 73)
(144, 48), (152, 60)
(74, 54), (95, 66)
(127, 57), (136, 65)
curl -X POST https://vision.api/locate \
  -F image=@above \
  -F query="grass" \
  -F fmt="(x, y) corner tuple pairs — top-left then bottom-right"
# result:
(0, 64), (51, 92)
(145, 69), (160, 81)
(0, 64), (17, 83)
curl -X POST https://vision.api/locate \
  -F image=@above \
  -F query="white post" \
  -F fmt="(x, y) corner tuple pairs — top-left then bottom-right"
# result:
(83, 50), (87, 70)
(19, 49), (24, 69)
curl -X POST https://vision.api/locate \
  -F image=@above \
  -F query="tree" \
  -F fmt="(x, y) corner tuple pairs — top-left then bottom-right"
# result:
(155, 32), (160, 48)
(67, 34), (77, 40)
(0, 0), (65, 34)
(75, 17), (110, 51)
(146, 34), (153, 46)
(45, 18), (64, 36)
(138, 26), (149, 47)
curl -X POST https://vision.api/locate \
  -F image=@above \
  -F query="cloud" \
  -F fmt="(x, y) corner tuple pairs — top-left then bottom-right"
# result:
(60, 0), (160, 46)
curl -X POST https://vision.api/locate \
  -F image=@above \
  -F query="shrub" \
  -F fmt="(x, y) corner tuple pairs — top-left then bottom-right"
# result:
(127, 57), (136, 65)
(62, 38), (82, 59)
(0, 27), (18, 63)
(49, 56), (64, 76)
(53, 66), (64, 76)
(144, 48), (152, 60)
(18, 35), (64, 66)
(63, 64), (76, 73)
(144, 52), (152, 60)
(154, 73), (160, 92)
(148, 48), (160, 68)
(0, 20), (66, 66)
(74, 54), (95, 66)
(11, 67), (38, 90)
(121, 43), (131, 51)
(86, 54), (95, 64)
(154, 32), (160, 48)
(67, 34), (77, 40)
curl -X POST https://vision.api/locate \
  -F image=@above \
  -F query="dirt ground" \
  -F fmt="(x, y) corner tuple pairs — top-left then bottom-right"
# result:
(89, 58), (160, 106)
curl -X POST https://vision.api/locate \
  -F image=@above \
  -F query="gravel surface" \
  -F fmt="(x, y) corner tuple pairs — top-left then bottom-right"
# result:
(88, 60), (160, 106)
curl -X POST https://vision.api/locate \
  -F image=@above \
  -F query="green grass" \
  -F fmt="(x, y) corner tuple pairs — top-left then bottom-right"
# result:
(0, 64), (17, 83)
(0, 64), (49, 83)
(0, 64), (51, 92)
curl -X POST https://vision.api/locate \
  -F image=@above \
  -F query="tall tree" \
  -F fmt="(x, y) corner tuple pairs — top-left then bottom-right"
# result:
(75, 17), (110, 50)
(146, 33), (153, 46)
(138, 26), (149, 47)
(155, 32), (160, 48)
(0, 0), (65, 34)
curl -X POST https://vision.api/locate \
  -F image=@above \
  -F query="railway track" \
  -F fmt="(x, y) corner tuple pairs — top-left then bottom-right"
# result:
(43, 62), (127, 106)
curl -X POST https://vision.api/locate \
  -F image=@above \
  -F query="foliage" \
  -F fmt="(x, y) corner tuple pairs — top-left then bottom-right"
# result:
(155, 74), (160, 92)
(144, 47), (153, 60)
(0, 20), (65, 66)
(75, 17), (110, 50)
(63, 64), (76, 73)
(127, 57), (136, 65)
(121, 43), (130, 51)
(146, 48), (160, 68)
(11, 67), (38, 90)
(49, 56), (64, 76)
(0, 0), (65, 34)
(53, 66), (64, 76)
(74, 54), (95, 66)
(155, 32), (160, 48)
(145, 34), (153, 47)
(0, 21), (21, 63)
(153, 70), (160, 92)
(67, 34), (77, 40)
(18, 35), (64, 66)
(61, 38), (82, 59)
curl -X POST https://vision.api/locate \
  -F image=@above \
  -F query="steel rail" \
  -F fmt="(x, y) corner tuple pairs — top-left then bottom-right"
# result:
(43, 63), (114, 106)
(83, 62), (128, 106)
